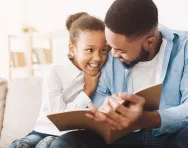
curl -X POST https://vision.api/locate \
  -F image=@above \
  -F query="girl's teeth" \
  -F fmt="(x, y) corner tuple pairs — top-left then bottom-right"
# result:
(89, 64), (98, 68)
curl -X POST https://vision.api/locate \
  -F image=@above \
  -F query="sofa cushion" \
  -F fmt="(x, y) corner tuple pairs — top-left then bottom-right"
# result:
(0, 77), (42, 148)
(0, 78), (7, 137)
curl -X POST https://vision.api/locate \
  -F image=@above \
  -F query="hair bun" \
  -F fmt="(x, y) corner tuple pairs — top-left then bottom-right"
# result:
(66, 12), (89, 31)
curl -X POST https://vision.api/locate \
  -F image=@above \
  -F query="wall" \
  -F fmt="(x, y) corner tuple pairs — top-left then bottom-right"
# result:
(155, 0), (188, 30)
(0, 0), (188, 79)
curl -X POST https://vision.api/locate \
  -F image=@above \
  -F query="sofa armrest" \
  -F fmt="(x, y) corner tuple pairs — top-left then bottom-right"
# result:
(0, 78), (8, 137)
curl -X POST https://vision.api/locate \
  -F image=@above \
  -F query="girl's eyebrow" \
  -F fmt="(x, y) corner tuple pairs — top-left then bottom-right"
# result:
(86, 44), (111, 49)
(86, 45), (96, 47)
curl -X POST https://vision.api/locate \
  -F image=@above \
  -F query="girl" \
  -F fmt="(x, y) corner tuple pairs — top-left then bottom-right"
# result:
(10, 12), (110, 148)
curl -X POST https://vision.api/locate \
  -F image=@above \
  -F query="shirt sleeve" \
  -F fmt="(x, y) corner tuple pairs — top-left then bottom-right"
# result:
(43, 67), (91, 113)
(64, 91), (91, 111)
(91, 65), (111, 107)
(153, 40), (188, 135)
(43, 67), (66, 113)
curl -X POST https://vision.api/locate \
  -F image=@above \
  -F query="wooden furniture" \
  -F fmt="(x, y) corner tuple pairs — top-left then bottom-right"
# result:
(8, 33), (53, 79)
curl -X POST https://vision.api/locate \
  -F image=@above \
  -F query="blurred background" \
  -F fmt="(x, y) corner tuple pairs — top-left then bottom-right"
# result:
(0, 0), (187, 80)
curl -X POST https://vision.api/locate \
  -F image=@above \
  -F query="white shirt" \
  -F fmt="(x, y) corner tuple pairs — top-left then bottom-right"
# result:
(128, 38), (167, 93)
(34, 57), (91, 136)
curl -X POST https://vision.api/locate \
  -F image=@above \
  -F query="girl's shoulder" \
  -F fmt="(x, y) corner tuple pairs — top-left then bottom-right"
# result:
(48, 64), (68, 77)
(48, 62), (82, 83)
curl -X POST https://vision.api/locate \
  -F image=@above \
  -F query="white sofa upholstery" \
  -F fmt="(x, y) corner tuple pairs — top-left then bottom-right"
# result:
(0, 77), (43, 148)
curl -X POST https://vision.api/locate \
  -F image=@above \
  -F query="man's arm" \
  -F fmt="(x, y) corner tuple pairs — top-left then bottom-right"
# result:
(90, 63), (111, 107)
(87, 41), (188, 134)
(153, 40), (188, 135)
(136, 111), (161, 129)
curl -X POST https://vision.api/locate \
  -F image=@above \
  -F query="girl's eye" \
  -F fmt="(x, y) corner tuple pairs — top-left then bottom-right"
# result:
(86, 48), (93, 52)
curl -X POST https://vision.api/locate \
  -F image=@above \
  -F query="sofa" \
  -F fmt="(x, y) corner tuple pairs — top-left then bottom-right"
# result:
(0, 77), (43, 148)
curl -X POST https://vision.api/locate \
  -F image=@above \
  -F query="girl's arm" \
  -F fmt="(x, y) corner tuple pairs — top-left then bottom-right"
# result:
(43, 67), (91, 113)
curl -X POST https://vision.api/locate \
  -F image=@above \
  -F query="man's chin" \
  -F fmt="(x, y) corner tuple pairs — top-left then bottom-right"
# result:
(118, 58), (133, 68)
(122, 61), (138, 69)
(123, 63), (134, 69)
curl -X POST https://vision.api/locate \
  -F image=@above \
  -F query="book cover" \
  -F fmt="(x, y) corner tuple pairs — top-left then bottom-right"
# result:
(47, 83), (162, 144)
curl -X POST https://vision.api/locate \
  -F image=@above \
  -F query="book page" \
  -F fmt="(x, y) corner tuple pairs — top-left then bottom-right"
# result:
(47, 83), (162, 143)
(47, 109), (111, 142)
(134, 83), (162, 110)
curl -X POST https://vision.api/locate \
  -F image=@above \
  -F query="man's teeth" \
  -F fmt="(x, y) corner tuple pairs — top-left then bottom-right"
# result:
(89, 63), (99, 68)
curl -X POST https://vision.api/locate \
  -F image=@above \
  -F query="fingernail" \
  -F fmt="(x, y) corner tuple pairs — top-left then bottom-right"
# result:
(109, 98), (119, 108)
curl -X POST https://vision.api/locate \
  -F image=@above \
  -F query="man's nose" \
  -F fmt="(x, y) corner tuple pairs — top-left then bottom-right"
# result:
(111, 49), (120, 58)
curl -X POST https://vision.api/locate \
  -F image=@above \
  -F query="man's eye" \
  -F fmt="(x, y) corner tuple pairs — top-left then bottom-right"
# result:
(107, 45), (112, 50)
(101, 48), (108, 53)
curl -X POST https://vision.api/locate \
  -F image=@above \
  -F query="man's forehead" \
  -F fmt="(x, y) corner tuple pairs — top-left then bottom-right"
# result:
(105, 28), (125, 41)
(105, 28), (130, 49)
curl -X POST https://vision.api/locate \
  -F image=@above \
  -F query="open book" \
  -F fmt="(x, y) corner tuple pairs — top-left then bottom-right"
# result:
(47, 83), (162, 144)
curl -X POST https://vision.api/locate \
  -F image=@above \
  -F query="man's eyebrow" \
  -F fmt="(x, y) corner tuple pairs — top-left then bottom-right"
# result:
(113, 48), (124, 51)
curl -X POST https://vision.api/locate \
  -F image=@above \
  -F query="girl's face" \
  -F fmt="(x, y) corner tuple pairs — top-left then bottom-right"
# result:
(69, 30), (109, 76)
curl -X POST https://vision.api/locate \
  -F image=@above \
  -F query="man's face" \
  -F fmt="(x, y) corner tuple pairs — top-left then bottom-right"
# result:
(105, 27), (150, 68)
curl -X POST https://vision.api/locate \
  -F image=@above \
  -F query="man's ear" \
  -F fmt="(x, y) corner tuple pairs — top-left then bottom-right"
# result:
(144, 37), (156, 51)
(146, 37), (156, 48)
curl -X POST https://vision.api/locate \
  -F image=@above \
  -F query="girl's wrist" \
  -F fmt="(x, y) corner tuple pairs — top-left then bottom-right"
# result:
(83, 88), (92, 97)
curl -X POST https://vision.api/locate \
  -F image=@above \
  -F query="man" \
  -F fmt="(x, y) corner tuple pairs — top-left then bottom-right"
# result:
(51, 0), (188, 147)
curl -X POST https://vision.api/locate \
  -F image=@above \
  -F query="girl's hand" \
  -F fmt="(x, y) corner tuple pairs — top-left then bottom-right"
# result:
(83, 72), (100, 96)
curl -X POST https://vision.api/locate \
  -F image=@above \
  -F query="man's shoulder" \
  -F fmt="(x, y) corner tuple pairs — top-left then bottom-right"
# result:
(159, 25), (188, 41)
(172, 29), (188, 39)
(173, 29), (188, 53)
(102, 52), (126, 72)
(101, 52), (126, 75)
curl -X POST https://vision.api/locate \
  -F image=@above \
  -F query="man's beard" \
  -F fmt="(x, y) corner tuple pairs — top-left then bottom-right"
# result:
(123, 47), (149, 69)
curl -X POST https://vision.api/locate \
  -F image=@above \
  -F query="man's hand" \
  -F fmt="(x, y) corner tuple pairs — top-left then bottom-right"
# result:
(86, 93), (145, 130)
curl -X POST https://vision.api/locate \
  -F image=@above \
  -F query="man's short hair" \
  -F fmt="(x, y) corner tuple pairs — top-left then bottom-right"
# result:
(105, 0), (158, 38)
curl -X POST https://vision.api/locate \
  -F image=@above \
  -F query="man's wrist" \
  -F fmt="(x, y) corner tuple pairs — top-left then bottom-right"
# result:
(135, 111), (161, 129)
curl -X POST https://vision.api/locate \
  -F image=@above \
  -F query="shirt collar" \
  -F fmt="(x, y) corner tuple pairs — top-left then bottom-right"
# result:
(66, 57), (83, 80)
(159, 24), (179, 41)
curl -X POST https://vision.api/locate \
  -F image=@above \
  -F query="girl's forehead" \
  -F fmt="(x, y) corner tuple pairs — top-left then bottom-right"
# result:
(77, 31), (106, 45)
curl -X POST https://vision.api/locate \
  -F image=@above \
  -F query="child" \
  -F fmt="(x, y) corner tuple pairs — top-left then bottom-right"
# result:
(10, 12), (110, 148)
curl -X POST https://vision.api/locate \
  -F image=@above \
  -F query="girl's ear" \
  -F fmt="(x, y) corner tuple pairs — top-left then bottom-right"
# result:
(69, 43), (75, 56)
(68, 43), (76, 61)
